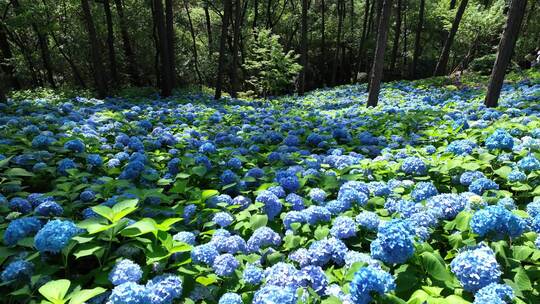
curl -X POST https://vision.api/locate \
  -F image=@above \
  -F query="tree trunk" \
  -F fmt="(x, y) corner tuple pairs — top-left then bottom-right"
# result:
(184, 0), (203, 83)
(81, 0), (108, 98)
(103, 0), (119, 86)
(215, 0), (232, 99)
(411, 0), (424, 78)
(433, 0), (468, 76)
(367, 0), (393, 107)
(299, 0), (308, 94)
(0, 24), (21, 89)
(485, 0), (527, 108)
(34, 29), (56, 88)
(321, 0), (327, 85)
(230, 0), (242, 97)
(154, 0), (172, 96)
(356, 0), (370, 80)
(332, 0), (344, 85)
(165, 0), (175, 90)
(204, 0), (213, 56)
(401, 0), (407, 75)
(114, 0), (141, 86)
(253, 0), (259, 28)
(390, 0), (402, 71)
(50, 31), (86, 88)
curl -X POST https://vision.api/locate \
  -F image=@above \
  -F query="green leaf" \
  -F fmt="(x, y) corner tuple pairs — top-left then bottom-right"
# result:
(201, 189), (218, 201)
(249, 214), (268, 230)
(5, 168), (34, 177)
(514, 268), (532, 291)
(314, 226), (329, 240)
(196, 275), (218, 286)
(494, 166), (512, 178)
(73, 243), (104, 259)
(39, 279), (71, 304)
(191, 166), (207, 177)
(421, 252), (453, 282)
(121, 218), (157, 237)
(512, 246), (534, 260)
(68, 287), (106, 304)
(91, 205), (114, 222)
(407, 290), (430, 304)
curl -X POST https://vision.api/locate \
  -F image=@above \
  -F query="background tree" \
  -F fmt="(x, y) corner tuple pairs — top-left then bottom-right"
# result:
(434, 0), (468, 76)
(485, 0), (527, 108)
(81, 0), (107, 98)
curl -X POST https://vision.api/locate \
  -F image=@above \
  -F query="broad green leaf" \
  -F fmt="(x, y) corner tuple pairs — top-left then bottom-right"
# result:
(68, 287), (106, 304)
(39, 279), (71, 304)
(494, 166), (512, 178)
(5, 167), (34, 177)
(91, 206), (114, 222)
(121, 218), (157, 237)
(421, 252), (453, 282)
(249, 214), (268, 230)
(514, 268), (532, 291)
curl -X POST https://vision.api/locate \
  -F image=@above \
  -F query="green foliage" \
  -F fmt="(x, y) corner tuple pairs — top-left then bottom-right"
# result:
(243, 29), (302, 97)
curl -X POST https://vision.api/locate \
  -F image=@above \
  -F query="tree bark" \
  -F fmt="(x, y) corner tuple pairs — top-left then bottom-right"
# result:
(253, 0), (259, 28)
(153, 0), (172, 96)
(299, 0), (308, 94)
(0, 23), (21, 89)
(204, 0), (213, 56)
(485, 0), (527, 108)
(215, 0), (232, 99)
(81, 0), (108, 98)
(230, 0), (242, 97)
(165, 0), (175, 89)
(103, 0), (119, 86)
(433, 0), (468, 76)
(114, 0), (141, 86)
(321, 0), (327, 85)
(184, 0), (203, 84)
(356, 0), (370, 79)
(390, 0), (402, 71)
(331, 0), (344, 85)
(367, 0), (393, 107)
(411, 0), (424, 78)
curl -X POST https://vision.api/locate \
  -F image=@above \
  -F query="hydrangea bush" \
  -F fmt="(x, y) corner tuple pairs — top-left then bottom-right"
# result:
(1, 75), (540, 303)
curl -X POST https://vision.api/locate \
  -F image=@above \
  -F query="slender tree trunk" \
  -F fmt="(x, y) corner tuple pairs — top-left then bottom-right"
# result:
(299, 0), (308, 94)
(230, 0), (242, 97)
(266, 0), (272, 28)
(433, 0), (468, 76)
(332, 0), (344, 85)
(165, 0), (175, 89)
(367, 0), (393, 107)
(485, 0), (527, 108)
(103, 0), (119, 86)
(154, 0), (172, 96)
(321, 0), (327, 85)
(401, 0), (407, 75)
(390, 0), (402, 71)
(184, 0), (203, 83)
(0, 24), (21, 89)
(215, 0), (232, 99)
(253, 0), (259, 28)
(450, 0), (457, 9)
(34, 29), (56, 88)
(357, 0), (370, 79)
(114, 0), (141, 86)
(204, 0), (213, 56)
(81, 0), (108, 98)
(411, 0), (424, 78)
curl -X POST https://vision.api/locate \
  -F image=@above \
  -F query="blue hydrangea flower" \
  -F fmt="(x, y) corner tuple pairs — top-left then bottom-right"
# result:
(199, 142), (217, 154)
(247, 227), (281, 252)
(191, 243), (219, 265)
(308, 188), (327, 204)
(263, 262), (304, 289)
(345, 251), (380, 268)
(485, 129), (514, 151)
(64, 139), (85, 153)
(215, 235), (247, 254)
(109, 259), (143, 286)
(243, 264), (264, 285)
(34, 219), (81, 253)
(107, 282), (148, 304)
(286, 193), (305, 210)
(219, 293), (242, 304)
(35, 200), (63, 217)
(302, 265), (328, 295)
(212, 254), (239, 276)
(173, 231), (196, 245)
(470, 205), (527, 240)
(370, 219), (415, 264)
(507, 170), (527, 182)
(87, 154), (103, 167)
(473, 283), (514, 304)
(308, 237), (348, 266)
(226, 158), (242, 170)
(330, 216), (357, 239)
(58, 158), (76, 175)
(469, 178), (499, 195)
(213, 212), (234, 227)
(426, 194), (468, 220)
(450, 245), (501, 292)
(253, 285), (297, 304)
(302, 206), (331, 225)
(220, 170), (239, 185)
(256, 190), (282, 220)
(80, 190), (96, 202)
(283, 211), (306, 230)
(1, 260), (33, 283)
(146, 274), (183, 304)
(349, 266), (395, 304)
(411, 182), (438, 202)
(8, 197), (32, 214)
(3, 217), (42, 246)
(446, 139), (476, 155)
(460, 171), (486, 186)
(401, 157), (427, 176)
(356, 211), (381, 231)
(517, 155), (540, 172)
(32, 134), (56, 148)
